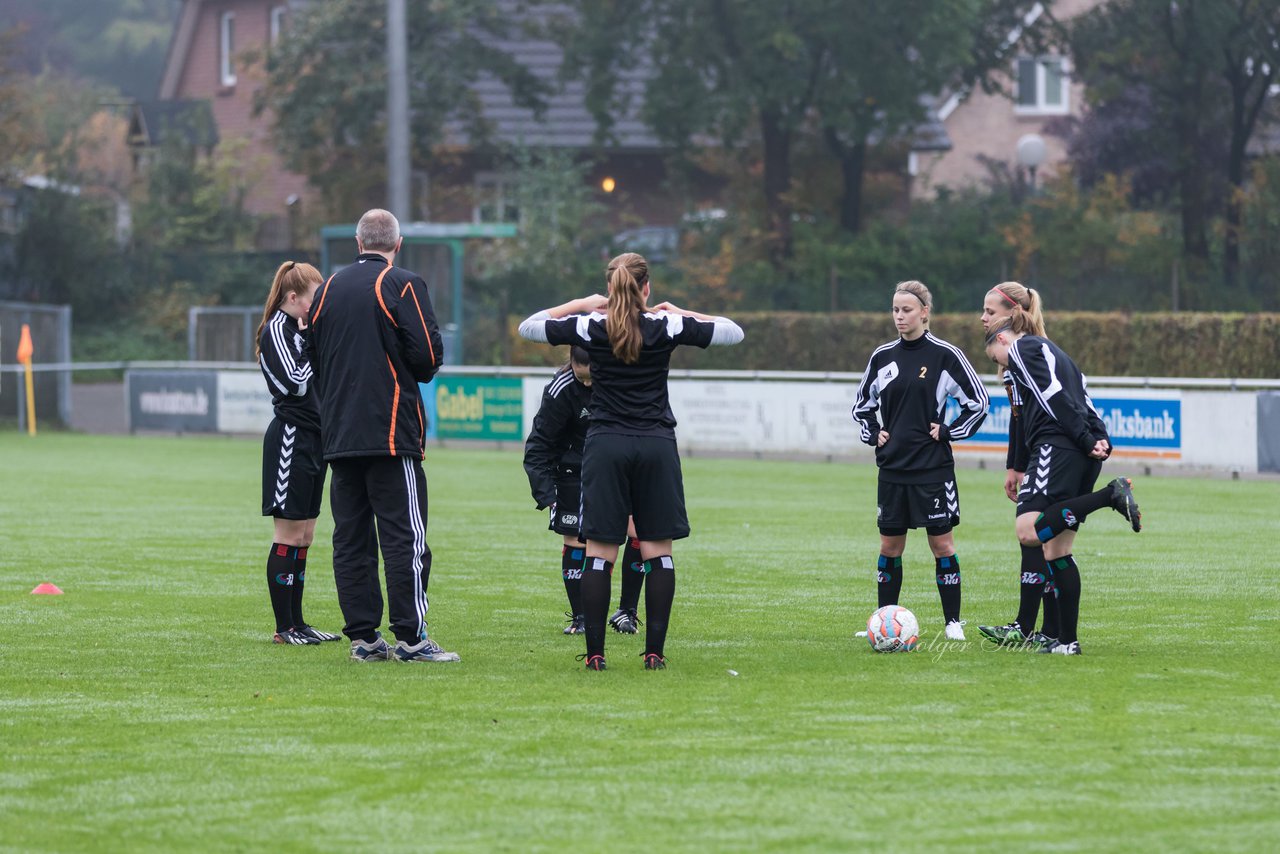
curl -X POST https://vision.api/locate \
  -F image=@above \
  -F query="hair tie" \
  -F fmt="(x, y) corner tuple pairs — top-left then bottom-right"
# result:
(992, 287), (1018, 308)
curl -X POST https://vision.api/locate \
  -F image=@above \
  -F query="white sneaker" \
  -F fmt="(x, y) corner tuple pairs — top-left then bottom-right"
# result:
(944, 620), (967, 641)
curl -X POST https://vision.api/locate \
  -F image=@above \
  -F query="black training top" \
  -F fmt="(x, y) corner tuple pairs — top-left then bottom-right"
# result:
(258, 309), (321, 433)
(533, 312), (720, 438)
(1005, 334), (1109, 456)
(851, 332), (990, 485)
(307, 253), (444, 460)
(523, 365), (592, 510)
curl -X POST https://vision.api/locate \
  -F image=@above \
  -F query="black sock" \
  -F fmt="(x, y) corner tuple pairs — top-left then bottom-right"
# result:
(266, 543), (297, 632)
(643, 556), (675, 657)
(561, 545), (584, 616)
(290, 546), (309, 628)
(619, 537), (644, 613)
(581, 557), (612, 658)
(1014, 544), (1045, 632)
(1035, 487), (1113, 542)
(1048, 555), (1080, 644)
(1039, 573), (1060, 639)
(877, 555), (903, 607)
(935, 554), (961, 624)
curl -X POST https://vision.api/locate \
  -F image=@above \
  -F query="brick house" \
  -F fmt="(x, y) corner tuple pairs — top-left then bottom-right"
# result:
(151, 0), (687, 250)
(909, 0), (1102, 199)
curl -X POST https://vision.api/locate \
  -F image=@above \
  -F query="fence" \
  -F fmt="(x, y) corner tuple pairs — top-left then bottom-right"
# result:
(0, 300), (71, 426)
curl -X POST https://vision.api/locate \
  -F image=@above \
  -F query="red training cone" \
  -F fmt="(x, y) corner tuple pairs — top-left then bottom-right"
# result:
(31, 583), (63, 595)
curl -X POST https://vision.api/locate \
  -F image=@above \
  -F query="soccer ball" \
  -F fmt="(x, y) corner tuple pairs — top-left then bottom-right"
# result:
(866, 605), (919, 652)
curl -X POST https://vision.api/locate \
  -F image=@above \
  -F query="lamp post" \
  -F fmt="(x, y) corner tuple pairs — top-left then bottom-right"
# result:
(1016, 133), (1047, 195)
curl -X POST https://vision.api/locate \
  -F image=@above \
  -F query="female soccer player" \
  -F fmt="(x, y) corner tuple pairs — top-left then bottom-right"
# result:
(518, 252), (743, 670)
(976, 282), (1059, 649)
(851, 280), (990, 641)
(523, 346), (644, 635)
(985, 317), (1142, 655)
(256, 261), (338, 645)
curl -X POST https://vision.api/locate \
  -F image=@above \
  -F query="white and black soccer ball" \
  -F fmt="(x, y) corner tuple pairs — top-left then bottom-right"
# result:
(865, 605), (919, 652)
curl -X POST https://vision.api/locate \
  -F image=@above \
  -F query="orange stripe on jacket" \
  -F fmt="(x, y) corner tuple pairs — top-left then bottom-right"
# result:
(374, 266), (396, 325)
(310, 273), (337, 322)
(385, 354), (400, 455)
(400, 282), (437, 366)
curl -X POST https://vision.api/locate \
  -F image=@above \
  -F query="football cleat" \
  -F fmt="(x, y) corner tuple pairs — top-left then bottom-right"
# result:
(296, 625), (341, 642)
(977, 622), (1026, 646)
(642, 652), (666, 670)
(563, 613), (586, 635)
(578, 653), (606, 671)
(273, 628), (320, 646)
(350, 634), (391, 662)
(1108, 477), (1142, 532)
(609, 608), (640, 634)
(1037, 640), (1082, 655)
(944, 620), (967, 641)
(393, 636), (461, 663)
(1024, 631), (1056, 651)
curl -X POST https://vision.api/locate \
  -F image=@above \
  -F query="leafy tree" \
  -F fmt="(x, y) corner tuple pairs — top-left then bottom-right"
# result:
(1068, 0), (1280, 291)
(255, 0), (547, 218)
(0, 26), (37, 177)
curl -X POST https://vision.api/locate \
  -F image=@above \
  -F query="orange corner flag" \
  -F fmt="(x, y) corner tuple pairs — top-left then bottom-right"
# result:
(17, 323), (33, 365)
(31, 583), (64, 595)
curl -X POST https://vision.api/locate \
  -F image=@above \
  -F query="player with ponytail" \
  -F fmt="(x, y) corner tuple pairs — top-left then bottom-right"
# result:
(519, 253), (743, 670)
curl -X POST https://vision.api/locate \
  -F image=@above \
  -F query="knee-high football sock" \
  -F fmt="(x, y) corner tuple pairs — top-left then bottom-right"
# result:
(290, 546), (309, 628)
(561, 545), (585, 616)
(643, 556), (676, 658)
(266, 543), (297, 632)
(581, 557), (612, 658)
(1034, 487), (1115, 542)
(877, 555), (903, 607)
(935, 554), (962, 624)
(619, 537), (644, 613)
(1039, 572), (1061, 639)
(1014, 544), (1045, 632)
(1048, 555), (1080, 644)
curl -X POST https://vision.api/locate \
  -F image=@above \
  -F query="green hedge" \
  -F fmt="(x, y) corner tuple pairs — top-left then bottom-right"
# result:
(506, 313), (1280, 378)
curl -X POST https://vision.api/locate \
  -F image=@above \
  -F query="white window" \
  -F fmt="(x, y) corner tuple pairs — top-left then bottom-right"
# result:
(219, 11), (237, 87)
(1015, 56), (1068, 115)
(473, 173), (519, 224)
(270, 6), (288, 45)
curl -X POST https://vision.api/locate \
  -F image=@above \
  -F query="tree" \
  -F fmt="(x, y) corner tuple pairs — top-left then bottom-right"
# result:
(557, 0), (1046, 275)
(255, 0), (546, 217)
(1068, 0), (1280, 290)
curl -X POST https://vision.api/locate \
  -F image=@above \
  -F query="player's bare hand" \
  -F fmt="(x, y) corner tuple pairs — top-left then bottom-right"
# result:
(1089, 439), (1110, 460)
(929, 422), (941, 441)
(876, 430), (889, 447)
(652, 300), (681, 314)
(1004, 469), (1022, 502)
(577, 294), (608, 312)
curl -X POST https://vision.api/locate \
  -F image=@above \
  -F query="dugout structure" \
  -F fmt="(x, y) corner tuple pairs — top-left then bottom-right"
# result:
(0, 300), (71, 427)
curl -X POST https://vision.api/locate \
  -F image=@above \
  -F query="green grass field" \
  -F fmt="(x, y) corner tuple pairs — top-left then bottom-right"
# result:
(1, 433), (1278, 852)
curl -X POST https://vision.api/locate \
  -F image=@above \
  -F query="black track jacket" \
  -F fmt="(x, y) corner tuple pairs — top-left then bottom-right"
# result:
(1004, 334), (1109, 456)
(307, 253), (444, 460)
(523, 366), (592, 510)
(852, 332), (989, 484)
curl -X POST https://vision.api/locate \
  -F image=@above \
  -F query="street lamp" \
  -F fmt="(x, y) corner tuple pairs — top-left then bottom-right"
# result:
(1016, 133), (1047, 194)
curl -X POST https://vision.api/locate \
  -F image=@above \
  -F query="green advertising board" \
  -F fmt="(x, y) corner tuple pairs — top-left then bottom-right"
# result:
(433, 376), (524, 441)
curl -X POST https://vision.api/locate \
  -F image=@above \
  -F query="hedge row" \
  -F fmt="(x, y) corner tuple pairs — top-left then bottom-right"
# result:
(505, 313), (1280, 379)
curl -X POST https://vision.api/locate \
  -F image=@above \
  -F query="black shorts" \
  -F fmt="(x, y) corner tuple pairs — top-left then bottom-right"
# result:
(581, 433), (689, 545)
(1016, 443), (1101, 516)
(262, 419), (326, 520)
(548, 474), (583, 537)
(877, 477), (959, 534)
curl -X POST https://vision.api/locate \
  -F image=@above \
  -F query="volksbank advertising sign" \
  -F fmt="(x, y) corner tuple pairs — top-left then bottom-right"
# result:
(953, 390), (1182, 458)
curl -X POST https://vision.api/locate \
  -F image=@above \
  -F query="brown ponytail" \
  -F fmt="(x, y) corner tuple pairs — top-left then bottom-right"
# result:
(605, 252), (648, 364)
(255, 261), (323, 359)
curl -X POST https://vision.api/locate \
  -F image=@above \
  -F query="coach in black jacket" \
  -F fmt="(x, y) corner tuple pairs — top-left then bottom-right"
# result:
(307, 208), (458, 663)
